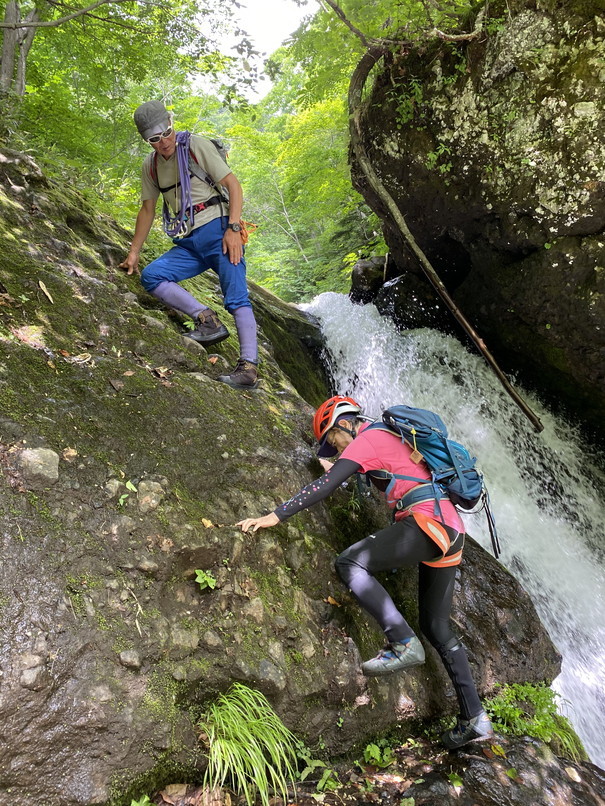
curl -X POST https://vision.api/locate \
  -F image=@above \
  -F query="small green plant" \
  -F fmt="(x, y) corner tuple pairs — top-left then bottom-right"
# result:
(298, 755), (327, 782)
(118, 481), (137, 508)
(183, 317), (195, 331)
(392, 78), (423, 128)
(425, 143), (452, 172)
(296, 737), (339, 792)
(401, 737), (422, 750)
(130, 796), (151, 806)
(486, 15), (506, 35)
(363, 740), (395, 768)
(484, 683), (586, 761)
(316, 767), (341, 792)
(199, 683), (299, 806)
(195, 569), (217, 591)
(347, 490), (362, 512)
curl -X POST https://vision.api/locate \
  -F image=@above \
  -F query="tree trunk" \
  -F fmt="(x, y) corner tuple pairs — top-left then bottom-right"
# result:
(0, 0), (19, 93)
(15, 8), (38, 96)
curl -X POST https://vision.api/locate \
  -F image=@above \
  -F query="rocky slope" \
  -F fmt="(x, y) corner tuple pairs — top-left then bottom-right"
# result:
(0, 148), (579, 805)
(351, 0), (605, 433)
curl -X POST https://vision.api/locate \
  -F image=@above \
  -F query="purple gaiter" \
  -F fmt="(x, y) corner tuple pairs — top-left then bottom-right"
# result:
(232, 305), (258, 363)
(150, 281), (205, 319)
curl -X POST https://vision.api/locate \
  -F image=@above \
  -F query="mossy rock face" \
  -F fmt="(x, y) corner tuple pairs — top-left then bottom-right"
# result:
(0, 149), (559, 805)
(352, 0), (605, 433)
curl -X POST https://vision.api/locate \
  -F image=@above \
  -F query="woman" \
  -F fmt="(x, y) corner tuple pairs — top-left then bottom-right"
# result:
(237, 395), (493, 749)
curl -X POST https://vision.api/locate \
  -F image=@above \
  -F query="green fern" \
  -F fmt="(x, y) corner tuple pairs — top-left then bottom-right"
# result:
(199, 683), (299, 806)
(484, 683), (586, 762)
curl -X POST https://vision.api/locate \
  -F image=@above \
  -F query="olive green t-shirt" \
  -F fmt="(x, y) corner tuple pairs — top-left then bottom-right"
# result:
(141, 134), (231, 234)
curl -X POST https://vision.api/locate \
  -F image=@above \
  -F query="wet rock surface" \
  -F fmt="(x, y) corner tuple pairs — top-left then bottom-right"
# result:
(0, 149), (575, 804)
(141, 735), (605, 806)
(351, 0), (605, 432)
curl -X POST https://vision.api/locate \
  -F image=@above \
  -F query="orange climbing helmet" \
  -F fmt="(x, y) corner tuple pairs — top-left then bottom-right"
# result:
(314, 395), (362, 457)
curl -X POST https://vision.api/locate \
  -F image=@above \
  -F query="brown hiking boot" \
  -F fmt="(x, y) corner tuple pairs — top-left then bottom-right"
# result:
(217, 359), (259, 390)
(184, 308), (229, 346)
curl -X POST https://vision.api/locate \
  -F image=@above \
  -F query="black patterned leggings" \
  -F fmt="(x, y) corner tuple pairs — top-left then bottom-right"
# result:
(335, 516), (483, 719)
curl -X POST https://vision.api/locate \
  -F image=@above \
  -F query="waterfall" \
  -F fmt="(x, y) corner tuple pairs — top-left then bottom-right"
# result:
(304, 292), (605, 769)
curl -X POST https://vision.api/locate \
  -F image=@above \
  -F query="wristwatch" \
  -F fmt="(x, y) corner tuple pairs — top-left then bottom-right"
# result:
(227, 222), (242, 232)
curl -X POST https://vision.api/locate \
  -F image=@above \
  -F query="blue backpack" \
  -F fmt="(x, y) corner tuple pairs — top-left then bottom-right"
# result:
(365, 405), (500, 557)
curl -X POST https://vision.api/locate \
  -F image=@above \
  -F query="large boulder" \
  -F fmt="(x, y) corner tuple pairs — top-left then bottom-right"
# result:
(350, 0), (605, 431)
(0, 149), (559, 805)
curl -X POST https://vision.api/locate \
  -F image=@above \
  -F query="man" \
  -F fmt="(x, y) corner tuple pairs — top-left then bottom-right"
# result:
(119, 100), (259, 390)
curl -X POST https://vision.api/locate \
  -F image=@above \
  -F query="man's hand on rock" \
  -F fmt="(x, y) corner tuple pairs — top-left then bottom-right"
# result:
(119, 252), (140, 275)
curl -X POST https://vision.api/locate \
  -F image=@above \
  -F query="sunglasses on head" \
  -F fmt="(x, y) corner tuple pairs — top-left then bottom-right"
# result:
(147, 126), (173, 144)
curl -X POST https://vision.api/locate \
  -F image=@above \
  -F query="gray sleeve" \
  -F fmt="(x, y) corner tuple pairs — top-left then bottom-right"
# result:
(140, 154), (160, 202)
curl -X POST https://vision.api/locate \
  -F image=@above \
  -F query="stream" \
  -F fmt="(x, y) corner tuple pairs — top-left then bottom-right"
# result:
(304, 292), (605, 770)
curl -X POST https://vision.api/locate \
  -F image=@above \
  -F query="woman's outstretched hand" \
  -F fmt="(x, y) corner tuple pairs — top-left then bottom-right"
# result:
(236, 512), (280, 533)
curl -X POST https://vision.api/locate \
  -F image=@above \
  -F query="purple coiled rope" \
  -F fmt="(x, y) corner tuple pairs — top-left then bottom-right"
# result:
(162, 130), (193, 238)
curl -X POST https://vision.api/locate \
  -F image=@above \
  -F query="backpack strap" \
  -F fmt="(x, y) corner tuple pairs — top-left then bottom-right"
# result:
(364, 467), (447, 523)
(150, 150), (179, 194)
(390, 474), (448, 521)
(365, 421), (424, 460)
(187, 150), (228, 201)
(149, 143), (227, 201)
(362, 424), (446, 516)
(363, 422), (394, 435)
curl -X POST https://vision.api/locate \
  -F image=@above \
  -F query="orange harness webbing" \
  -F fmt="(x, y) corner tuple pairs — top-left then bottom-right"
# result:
(412, 511), (464, 568)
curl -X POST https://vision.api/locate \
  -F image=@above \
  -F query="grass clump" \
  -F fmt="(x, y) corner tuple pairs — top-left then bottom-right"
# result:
(198, 683), (299, 806)
(484, 682), (587, 761)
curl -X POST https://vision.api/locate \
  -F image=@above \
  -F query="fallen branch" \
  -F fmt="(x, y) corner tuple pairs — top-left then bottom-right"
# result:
(347, 47), (543, 433)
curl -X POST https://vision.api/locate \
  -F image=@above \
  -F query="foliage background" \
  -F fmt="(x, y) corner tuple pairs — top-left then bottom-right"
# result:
(0, 0), (401, 300)
(1, 0), (482, 300)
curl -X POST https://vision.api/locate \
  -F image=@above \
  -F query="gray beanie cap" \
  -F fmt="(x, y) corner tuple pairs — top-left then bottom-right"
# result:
(133, 100), (172, 140)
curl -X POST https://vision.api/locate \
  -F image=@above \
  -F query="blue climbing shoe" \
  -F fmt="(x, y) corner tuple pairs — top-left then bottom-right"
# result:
(441, 710), (494, 749)
(361, 637), (425, 677)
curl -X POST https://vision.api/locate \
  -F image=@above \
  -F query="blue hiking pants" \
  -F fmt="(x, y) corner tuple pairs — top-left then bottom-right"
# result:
(140, 216), (251, 313)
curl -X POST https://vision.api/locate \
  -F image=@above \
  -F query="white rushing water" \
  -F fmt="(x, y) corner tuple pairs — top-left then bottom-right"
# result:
(304, 292), (605, 769)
